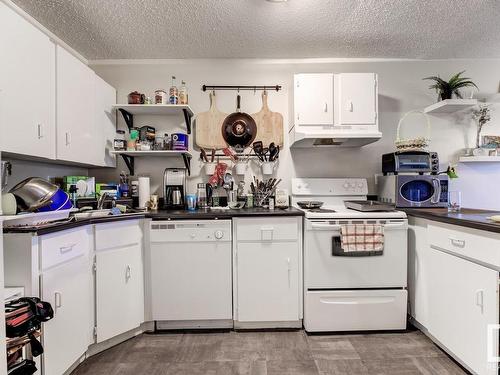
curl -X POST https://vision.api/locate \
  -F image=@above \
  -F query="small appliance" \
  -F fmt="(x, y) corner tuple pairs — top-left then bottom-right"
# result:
(292, 178), (408, 332)
(382, 151), (439, 175)
(163, 168), (186, 209)
(377, 174), (448, 208)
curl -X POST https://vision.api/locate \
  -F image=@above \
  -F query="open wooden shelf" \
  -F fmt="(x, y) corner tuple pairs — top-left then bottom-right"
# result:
(424, 99), (477, 114)
(112, 104), (193, 116)
(111, 150), (192, 175)
(113, 104), (194, 134)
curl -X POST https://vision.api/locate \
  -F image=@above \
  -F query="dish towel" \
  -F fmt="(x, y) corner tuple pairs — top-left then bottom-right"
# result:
(334, 224), (385, 256)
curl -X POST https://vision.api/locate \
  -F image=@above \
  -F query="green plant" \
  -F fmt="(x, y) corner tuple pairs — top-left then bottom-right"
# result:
(423, 70), (478, 101)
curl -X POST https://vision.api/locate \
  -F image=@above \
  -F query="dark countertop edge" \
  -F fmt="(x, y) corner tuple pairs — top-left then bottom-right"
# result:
(403, 208), (500, 234)
(3, 208), (304, 235)
(3, 214), (146, 236)
(146, 207), (304, 220)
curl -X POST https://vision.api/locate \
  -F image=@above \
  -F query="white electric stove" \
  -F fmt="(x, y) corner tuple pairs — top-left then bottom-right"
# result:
(292, 178), (408, 333)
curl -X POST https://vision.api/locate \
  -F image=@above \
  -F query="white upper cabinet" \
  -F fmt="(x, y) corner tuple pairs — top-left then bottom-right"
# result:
(56, 46), (96, 165)
(0, 2), (55, 159)
(94, 75), (117, 167)
(336, 73), (377, 125)
(294, 73), (334, 127)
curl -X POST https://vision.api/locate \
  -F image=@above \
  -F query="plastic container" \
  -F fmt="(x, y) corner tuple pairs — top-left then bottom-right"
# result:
(186, 194), (196, 211)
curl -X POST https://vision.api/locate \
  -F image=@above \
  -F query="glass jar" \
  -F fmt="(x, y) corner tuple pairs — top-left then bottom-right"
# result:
(196, 183), (208, 209)
(114, 130), (126, 150)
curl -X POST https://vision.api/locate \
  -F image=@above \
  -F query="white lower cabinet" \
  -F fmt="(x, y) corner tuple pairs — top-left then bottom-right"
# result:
(408, 216), (431, 328)
(95, 244), (143, 342)
(428, 246), (499, 375)
(233, 217), (302, 327)
(94, 220), (144, 343)
(39, 227), (92, 375)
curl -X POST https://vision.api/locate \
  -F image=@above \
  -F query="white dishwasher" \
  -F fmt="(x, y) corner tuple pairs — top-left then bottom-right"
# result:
(149, 220), (233, 329)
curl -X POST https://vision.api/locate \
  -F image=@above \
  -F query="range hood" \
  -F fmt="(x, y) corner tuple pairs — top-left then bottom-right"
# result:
(289, 129), (382, 148)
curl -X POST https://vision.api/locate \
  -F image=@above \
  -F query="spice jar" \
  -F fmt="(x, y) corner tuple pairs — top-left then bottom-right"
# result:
(113, 130), (126, 151)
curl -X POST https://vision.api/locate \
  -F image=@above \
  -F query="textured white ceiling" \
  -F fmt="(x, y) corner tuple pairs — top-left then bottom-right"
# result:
(11, 0), (500, 60)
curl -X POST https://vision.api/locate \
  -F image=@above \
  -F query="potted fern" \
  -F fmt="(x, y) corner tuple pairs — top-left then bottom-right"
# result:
(423, 71), (478, 101)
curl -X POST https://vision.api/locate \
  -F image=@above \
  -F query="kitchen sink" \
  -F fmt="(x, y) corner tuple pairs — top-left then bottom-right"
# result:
(71, 209), (143, 221)
(72, 209), (113, 220)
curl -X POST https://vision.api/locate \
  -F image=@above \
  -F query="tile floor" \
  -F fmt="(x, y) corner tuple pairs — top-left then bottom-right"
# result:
(72, 329), (467, 375)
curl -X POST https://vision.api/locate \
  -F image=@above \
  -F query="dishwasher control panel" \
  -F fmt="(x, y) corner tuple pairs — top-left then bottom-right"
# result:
(150, 220), (232, 242)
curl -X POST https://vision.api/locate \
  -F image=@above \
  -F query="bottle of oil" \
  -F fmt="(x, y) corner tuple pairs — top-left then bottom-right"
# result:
(169, 76), (178, 104)
(179, 80), (188, 104)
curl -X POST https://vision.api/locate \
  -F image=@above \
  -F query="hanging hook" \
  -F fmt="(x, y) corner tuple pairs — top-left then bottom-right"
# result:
(212, 89), (215, 96)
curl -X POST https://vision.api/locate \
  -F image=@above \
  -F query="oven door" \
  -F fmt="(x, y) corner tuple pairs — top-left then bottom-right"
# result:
(304, 219), (408, 289)
(397, 176), (442, 207)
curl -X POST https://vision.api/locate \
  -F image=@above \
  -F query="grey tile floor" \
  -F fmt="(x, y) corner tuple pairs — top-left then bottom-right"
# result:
(72, 329), (468, 375)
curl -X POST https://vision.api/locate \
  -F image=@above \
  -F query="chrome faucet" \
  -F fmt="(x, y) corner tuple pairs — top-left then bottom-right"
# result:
(97, 192), (109, 210)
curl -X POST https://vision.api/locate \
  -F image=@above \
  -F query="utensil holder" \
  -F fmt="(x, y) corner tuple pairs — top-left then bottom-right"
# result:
(234, 162), (247, 175)
(254, 192), (269, 208)
(261, 161), (275, 175)
(205, 162), (217, 175)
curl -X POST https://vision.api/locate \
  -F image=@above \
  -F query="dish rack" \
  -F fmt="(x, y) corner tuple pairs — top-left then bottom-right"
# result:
(2, 209), (72, 229)
(394, 110), (431, 152)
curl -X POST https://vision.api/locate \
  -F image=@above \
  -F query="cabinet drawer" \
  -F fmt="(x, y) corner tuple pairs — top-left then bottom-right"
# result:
(235, 217), (299, 241)
(428, 222), (500, 269)
(95, 220), (142, 251)
(40, 226), (90, 270)
(304, 289), (407, 332)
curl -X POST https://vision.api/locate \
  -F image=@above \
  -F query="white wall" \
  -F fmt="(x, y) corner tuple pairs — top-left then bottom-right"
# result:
(89, 58), (500, 209)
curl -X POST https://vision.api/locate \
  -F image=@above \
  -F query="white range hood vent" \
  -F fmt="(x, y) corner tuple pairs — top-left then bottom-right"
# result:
(290, 131), (382, 148)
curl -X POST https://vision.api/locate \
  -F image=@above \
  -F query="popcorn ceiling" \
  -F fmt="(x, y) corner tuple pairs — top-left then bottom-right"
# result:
(11, 0), (500, 60)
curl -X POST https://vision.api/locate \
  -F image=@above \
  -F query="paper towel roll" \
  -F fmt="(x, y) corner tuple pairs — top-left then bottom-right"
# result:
(138, 177), (150, 208)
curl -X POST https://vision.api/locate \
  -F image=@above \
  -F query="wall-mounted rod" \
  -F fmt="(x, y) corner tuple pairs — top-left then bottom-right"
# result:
(202, 85), (282, 92)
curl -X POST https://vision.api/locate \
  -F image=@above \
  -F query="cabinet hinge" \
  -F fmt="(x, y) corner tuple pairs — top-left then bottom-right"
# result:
(93, 261), (97, 273)
(296, 80), (300, 88)
(93, 326), (97, 338)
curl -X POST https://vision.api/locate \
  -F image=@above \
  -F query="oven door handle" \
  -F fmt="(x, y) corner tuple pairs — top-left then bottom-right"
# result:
(310, 223), (341, 230)
(430, 178), (441, 204)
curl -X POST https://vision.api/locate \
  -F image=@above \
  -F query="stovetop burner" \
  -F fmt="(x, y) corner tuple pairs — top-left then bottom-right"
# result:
(307, 208), (337, 213)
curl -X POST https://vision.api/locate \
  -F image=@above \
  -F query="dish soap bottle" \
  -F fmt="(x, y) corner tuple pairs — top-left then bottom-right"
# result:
(169, 76), (178, 104)
(179, 80), (188, 104)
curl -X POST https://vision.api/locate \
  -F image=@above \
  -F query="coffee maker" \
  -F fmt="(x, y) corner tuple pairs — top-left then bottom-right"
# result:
(163, 168), (186, 209)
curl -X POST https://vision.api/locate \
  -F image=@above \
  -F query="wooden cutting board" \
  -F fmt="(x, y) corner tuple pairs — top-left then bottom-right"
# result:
(251, 91), (284, 147)
(195, 92), (228, 150)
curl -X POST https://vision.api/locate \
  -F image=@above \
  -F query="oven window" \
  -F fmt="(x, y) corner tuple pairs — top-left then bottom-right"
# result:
(400, 180), (433, 202)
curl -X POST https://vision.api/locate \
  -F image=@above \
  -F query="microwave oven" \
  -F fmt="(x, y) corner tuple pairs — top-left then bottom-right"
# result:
(377, 174), (448, 208)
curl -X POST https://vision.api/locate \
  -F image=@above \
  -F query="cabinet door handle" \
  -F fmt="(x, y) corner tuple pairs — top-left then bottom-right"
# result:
(476, 289), (484, 314)
(287, 257), (291, 288)
(449, 237), (466, 248)
(125, 265), (131, 282)
(37, 124), (43, 139)
(261, 226), (274, 241)
(54, 292), (62, 310)
(347, 100), (353, 112)
(59, 243), (77, 254)
(65, 131), (71, 146)
(324, 102), (328, 113)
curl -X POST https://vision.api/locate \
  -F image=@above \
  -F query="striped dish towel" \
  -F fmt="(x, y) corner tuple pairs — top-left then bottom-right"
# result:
(340, 224), (384, 253)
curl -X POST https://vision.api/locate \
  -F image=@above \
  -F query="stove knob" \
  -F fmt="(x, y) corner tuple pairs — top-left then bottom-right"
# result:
(343, 182), (350, 189)
(214, 230), (224, 240)
(349, 182), (356, 188)
(357, 182), (364, 188)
